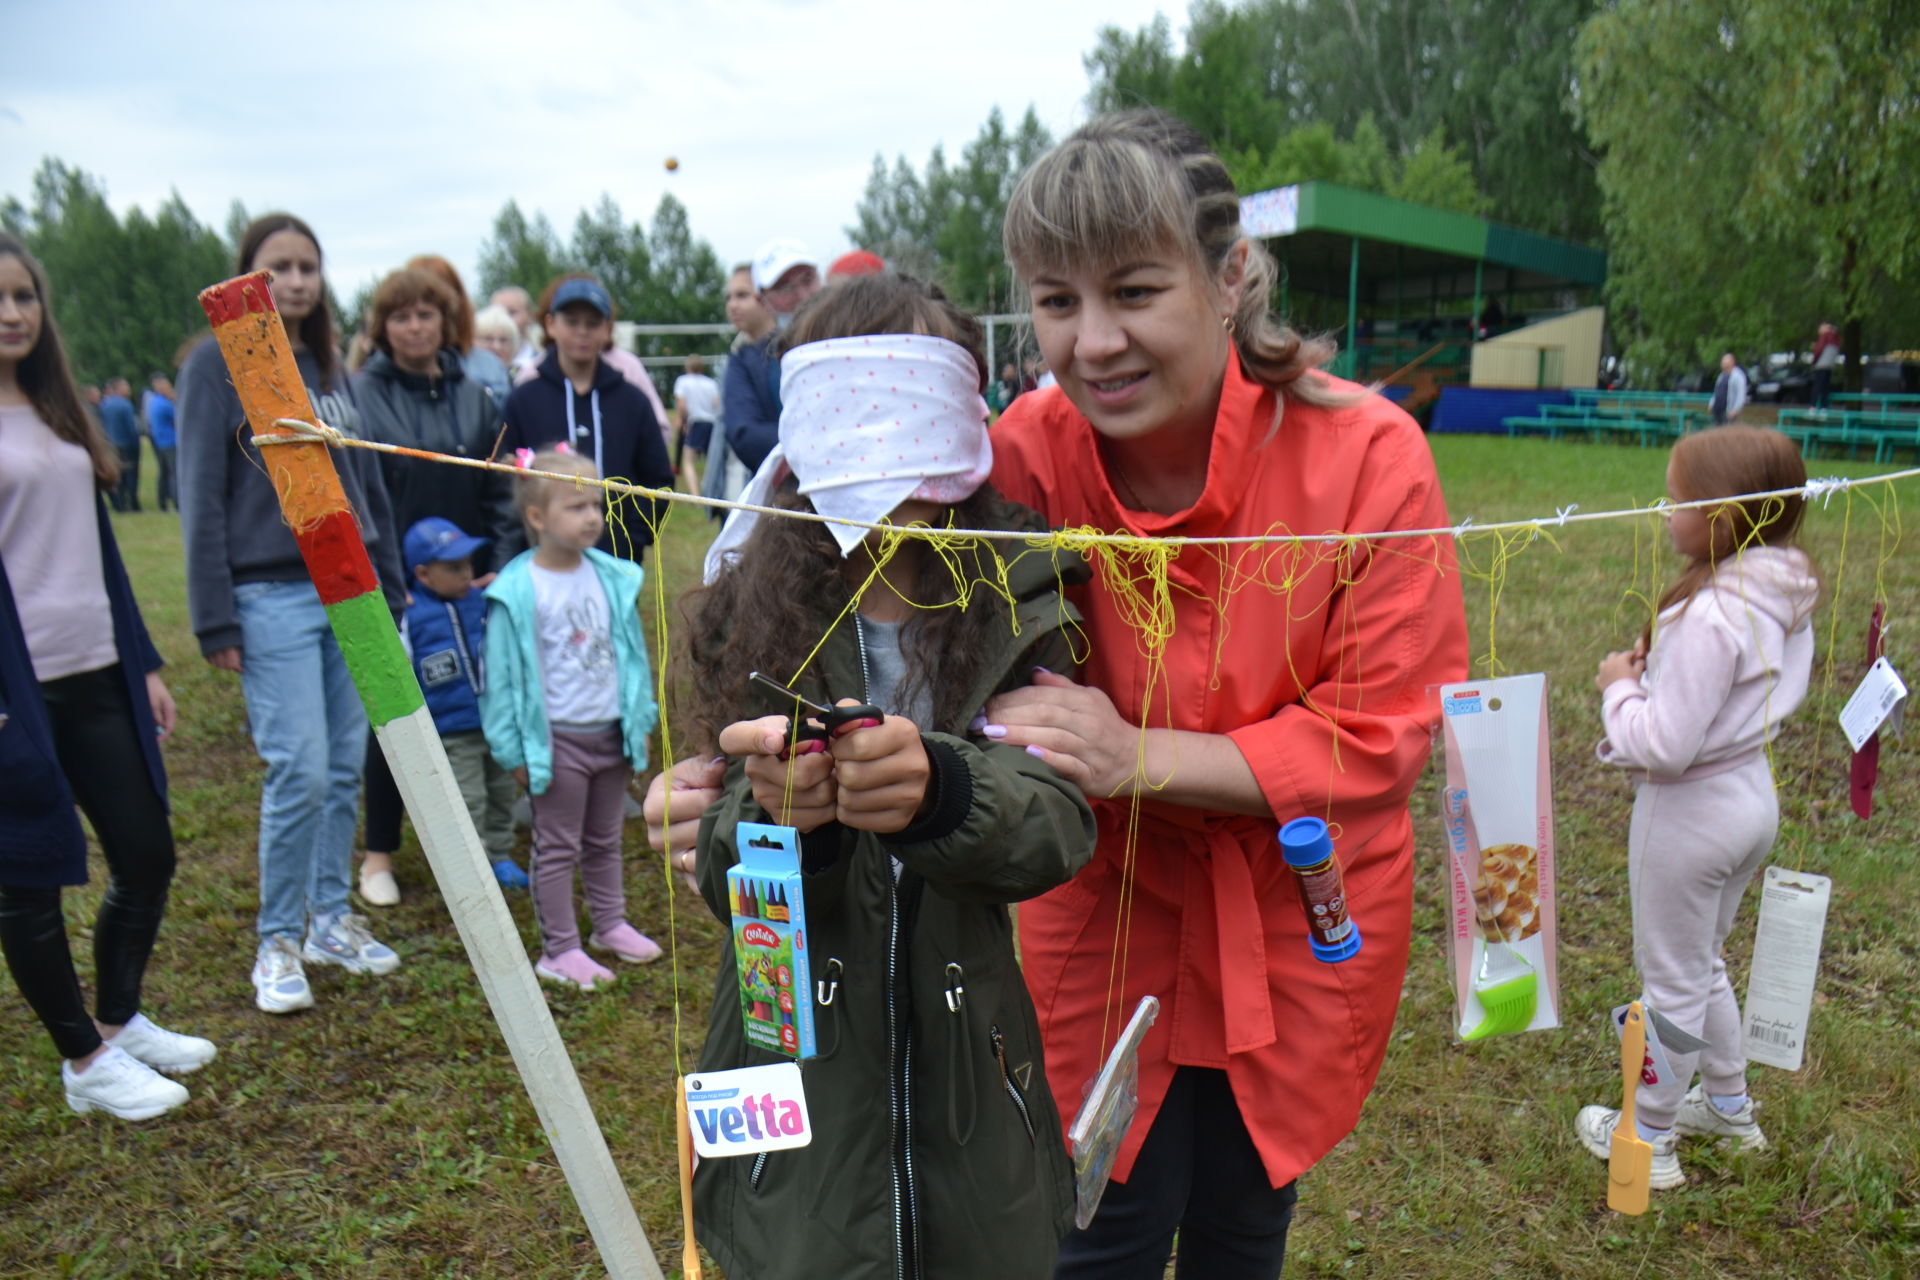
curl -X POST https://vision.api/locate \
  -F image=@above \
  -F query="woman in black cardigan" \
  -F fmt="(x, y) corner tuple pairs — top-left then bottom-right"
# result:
(0, 233), (213, 1120)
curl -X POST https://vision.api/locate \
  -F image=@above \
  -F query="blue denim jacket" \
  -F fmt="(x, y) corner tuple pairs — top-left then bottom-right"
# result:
(479, 548), (657, 795)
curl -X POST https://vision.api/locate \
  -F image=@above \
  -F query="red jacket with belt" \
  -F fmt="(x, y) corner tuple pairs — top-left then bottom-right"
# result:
(990, 356), (1468, 1186)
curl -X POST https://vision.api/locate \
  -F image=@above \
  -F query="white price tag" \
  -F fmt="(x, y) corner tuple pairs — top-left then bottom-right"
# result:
(1741, 868), (1830, 1071)
(1838, 657), (1908, 753)
(684, 1062), (813, 1158)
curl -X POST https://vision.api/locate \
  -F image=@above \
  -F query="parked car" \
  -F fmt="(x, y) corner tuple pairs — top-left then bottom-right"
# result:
(1752, 353), (1812, 404)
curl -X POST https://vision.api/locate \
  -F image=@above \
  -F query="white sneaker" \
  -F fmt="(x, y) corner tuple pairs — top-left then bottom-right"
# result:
(1674, 1085), (1768, 1150)
(64, 1045), (190, 1120)
(1575, 1105), (1685, 1189)
(107, 1013), (217, 1074)
(302, 913), (401, 976)
(253, 935), (315, 1014)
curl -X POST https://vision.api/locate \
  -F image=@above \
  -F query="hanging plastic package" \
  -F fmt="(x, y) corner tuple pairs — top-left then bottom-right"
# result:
(1439, 674), (1561, 1040)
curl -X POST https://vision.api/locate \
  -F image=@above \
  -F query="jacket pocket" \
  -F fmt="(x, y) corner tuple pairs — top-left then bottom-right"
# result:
(0, 704), (66, 815)
(989, 1022), (1036, 1146)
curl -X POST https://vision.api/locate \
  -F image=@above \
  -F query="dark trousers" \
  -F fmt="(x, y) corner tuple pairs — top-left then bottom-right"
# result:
(1811, 368), (1833, 410)
(154, 446), (178, 511)
(362, 730), (406, 855)
(111, 443), (141, 512)
(0, 666), (176, 1060)
(1056, 1067), (1299, 1280)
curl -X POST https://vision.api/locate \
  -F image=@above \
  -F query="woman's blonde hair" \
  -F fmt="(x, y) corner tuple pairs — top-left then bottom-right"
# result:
(1003, 108), (1345, 408)
(515, 448), (601, 542)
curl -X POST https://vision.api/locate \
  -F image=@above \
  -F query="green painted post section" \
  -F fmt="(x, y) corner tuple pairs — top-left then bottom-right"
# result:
(1343, 236), (1360, 381)
(323, 590), (425, 729)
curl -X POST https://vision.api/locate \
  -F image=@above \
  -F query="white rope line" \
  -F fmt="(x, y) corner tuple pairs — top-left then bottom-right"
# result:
(255, 417), (1920, 548)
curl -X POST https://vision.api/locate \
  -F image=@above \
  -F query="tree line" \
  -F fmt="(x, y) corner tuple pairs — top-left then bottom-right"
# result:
(8, 2), (1915, 390)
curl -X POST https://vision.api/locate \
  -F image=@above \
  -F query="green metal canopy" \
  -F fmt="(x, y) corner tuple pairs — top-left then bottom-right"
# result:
(1239, 182), (1608, 378)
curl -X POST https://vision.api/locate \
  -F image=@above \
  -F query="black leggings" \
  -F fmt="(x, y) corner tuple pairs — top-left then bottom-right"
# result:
(1055, 1067), (1299, 1280)
(0, 665), (177, 1060)
(362, 729), (405, 855)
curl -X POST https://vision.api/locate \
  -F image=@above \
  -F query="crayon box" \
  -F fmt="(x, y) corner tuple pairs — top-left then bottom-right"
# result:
(728, 823), (816, 1059)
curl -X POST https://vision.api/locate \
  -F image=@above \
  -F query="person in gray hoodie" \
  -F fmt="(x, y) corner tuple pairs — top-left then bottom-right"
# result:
(1575, 425), (1819, 1191)
(177, 214), (407, 1016)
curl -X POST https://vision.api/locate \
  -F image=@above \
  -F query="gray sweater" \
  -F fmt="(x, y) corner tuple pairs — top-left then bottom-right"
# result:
(177, 338), (406, 656)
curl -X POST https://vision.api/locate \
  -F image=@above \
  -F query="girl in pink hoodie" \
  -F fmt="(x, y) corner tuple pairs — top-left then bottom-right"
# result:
(1575, 426), (1819, 1190)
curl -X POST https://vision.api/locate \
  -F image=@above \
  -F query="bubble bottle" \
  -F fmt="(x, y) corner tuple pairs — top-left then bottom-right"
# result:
(1279, 816), (1363, 963)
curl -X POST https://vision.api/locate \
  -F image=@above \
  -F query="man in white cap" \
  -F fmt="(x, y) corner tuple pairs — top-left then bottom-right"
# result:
(722, 239), (822, 472)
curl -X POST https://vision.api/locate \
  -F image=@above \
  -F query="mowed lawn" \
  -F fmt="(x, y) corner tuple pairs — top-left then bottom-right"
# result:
(1, 436), (1914, 1279)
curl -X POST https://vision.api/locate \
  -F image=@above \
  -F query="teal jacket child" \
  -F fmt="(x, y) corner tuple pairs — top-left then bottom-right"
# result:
(479, 547), (657, 795)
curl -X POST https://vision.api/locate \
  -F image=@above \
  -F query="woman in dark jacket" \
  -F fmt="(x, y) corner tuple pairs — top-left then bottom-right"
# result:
(0, 232), (214, 1121)
(350, 266), (514, 903)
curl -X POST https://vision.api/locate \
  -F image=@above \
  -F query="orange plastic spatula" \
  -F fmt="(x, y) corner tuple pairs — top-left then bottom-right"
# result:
(1608, 1001), (1652, 1215)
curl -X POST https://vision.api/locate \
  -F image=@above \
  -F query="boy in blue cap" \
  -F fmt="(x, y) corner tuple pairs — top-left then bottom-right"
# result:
(403, 516), (529, 891)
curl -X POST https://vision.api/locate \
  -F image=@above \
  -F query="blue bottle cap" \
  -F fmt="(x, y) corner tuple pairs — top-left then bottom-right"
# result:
(1307, 924), (1364, 964)
(1278, 816), (1334, 868)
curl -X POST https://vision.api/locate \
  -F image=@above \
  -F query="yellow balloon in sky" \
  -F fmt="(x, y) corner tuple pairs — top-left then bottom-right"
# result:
(664, 156), (680, 172)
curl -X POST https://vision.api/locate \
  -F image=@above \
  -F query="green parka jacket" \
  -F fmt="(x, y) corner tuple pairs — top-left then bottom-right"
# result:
(693, 511), (1096, 1280)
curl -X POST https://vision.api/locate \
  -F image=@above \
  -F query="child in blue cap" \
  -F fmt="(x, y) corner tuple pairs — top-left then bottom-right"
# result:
(403, 516), (529, 891)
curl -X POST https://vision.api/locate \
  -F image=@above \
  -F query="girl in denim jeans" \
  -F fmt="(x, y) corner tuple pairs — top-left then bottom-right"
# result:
(177, 214), (408, 1014)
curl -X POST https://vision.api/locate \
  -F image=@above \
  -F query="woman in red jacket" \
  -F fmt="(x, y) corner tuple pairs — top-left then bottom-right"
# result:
(975, 109), (1468, 1278)
(645, 109), (1467, 1279)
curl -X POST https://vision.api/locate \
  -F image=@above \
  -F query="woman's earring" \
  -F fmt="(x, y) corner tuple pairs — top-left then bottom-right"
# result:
(1222, 315), (1236, 335)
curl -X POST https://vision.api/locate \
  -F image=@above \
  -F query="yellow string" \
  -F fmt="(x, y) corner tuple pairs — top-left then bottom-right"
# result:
(272, 422), (1918, 1103)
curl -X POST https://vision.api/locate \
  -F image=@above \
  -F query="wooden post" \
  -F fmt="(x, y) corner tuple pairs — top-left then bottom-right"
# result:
(198, 271), (664, 1280)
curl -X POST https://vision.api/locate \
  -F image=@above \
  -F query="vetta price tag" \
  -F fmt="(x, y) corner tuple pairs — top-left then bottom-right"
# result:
(684, 1063), (813, 1159)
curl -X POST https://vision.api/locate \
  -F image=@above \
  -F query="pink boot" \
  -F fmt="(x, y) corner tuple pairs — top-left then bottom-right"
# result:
(589, 922), (663, 965)
(536, 948), (616, 990)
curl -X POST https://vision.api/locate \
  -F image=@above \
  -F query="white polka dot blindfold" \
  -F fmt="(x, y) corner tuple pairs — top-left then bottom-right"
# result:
(705, 333), (992, 582)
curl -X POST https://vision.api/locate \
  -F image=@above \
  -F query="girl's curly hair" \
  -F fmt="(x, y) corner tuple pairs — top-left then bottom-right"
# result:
(674, 274), (1011, 751)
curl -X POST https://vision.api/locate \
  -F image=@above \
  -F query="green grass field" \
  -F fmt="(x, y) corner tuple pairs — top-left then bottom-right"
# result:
(1, 437), (1914, 1278)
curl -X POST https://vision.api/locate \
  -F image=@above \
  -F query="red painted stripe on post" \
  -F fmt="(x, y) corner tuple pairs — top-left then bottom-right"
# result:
(299, 508), (381, 606)
(199, 272), (278, 328)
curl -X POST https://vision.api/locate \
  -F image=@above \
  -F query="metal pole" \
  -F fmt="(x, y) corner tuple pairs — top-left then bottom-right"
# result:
(1472, 259), (1484, 343)
(1347, 236), (1360, 378)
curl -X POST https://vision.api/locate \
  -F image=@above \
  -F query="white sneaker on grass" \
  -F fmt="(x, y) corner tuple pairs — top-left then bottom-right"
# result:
(1574, 1104), (1686, 1190)
(253, 935), (314, 1014)
(1674, 1085), (1768, 1150)
(107, 1013), (217, 1074)
(63, 1045), (189, 1120)
(302, 913), (400, 976)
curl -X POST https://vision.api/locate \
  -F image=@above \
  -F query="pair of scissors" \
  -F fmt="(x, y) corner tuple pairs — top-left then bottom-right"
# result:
(748, 672), (884, 758)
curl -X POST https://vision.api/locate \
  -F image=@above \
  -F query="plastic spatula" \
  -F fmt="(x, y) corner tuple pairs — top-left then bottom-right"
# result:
(1608, 1002), (1652, 1215)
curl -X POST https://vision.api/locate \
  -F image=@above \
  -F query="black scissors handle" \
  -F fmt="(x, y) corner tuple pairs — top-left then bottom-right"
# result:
(748, 671), (883, 756)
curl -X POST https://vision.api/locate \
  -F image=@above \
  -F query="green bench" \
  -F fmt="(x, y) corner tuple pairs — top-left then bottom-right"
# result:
(1777, 408), (1920, 462)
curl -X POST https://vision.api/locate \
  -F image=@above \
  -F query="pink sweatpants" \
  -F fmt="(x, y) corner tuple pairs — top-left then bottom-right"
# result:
(528, 726), (631, 958)
(1628, 754), (1778, 1129)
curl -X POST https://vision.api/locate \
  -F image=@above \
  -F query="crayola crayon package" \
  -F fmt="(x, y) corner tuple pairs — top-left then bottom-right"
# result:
(728, 823), (816, 1059)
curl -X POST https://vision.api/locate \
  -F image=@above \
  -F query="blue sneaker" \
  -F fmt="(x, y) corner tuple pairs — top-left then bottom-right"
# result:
(492, 857), (530, 891)
(302, 913), (400, 976)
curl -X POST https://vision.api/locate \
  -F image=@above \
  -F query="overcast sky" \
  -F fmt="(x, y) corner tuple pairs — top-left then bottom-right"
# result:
(4, 0), (1176, 306)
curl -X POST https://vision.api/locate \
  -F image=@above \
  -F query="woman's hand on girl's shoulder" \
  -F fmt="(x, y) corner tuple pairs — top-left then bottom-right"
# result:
(145, 671), (176, 743)
(981, 668), (1134, 797)
(829, 711), (930, 834)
